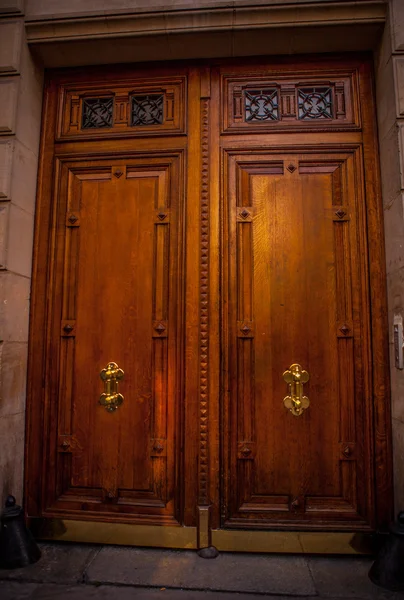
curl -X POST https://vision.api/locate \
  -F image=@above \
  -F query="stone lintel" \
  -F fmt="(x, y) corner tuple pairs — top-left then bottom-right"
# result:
(25, 1), (386, 44)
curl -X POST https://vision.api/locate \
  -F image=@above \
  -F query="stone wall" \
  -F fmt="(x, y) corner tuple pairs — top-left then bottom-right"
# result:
(23, 0), (352, 18)
(375, 0), (404, 515)
(0, 0), (43, 507)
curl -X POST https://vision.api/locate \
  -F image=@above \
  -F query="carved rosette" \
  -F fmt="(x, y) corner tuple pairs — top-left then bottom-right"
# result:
(199, 98), (210, 506)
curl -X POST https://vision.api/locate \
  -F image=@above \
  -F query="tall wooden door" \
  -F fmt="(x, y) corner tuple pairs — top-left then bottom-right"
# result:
(26, 70), (190, 530)
(26, 57), (392, 547)
(218, 60), (391, 533)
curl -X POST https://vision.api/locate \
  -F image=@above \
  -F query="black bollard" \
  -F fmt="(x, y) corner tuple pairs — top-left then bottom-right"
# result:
(369, 512), (404, 591)
(0, 495), (41, 569)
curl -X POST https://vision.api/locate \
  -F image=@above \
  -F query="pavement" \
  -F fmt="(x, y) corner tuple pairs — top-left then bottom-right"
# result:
(1, 543), (404, 600)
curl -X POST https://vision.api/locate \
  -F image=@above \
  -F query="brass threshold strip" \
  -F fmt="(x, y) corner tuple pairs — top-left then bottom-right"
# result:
(212, 529), (374, 555)
(30, 519), (197, 549)
(30, 518), (374, 554)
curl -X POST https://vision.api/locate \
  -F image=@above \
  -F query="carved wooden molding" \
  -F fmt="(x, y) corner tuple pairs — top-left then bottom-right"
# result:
(198, 97), (210, 506)
(57, 78), (186, 140)
(223, 73), (359, 134)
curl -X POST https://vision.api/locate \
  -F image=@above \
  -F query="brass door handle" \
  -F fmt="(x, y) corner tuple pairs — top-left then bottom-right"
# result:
(99, 362), (124, 412)
(283, 363), (310, 417)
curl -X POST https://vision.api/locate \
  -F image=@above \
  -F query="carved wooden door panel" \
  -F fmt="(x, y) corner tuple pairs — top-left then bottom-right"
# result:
(222, 148), (374, 529)
(45, 153), (184, 523)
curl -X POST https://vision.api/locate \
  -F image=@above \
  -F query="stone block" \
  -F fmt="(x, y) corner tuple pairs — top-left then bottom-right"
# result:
(387, 268), (404, 424)
(25, 0), (226, 18)
(0, 582), (38, 600)
(0, 19), (23, 74)
(374, 14), (392, 73)
(5, 203), (34, 277)
(0, 201), (9, 269)
(14, 41), (43, 154)
(398, 123), (404, 191)
(0, 1), (24, 16)
(390, 342), (404, 426)
(375, 56), (396, 139)
(307, 556), (375, 598)
(87, 547), (315, 595)
(379, 123), (402, 209)
(0, 543), (99, 583)
(384, 191), (404, 275)
(379, 122), (401, 209)
(391, 0), (404, 53)
(0, 77), (19, 135)
(10, 139), (39, 213)
(0, 271), (30, 342)
(0, 139), (14, 199)
(393, 417), (404, 514)
(0, 411), (25, 507)
(393, 56), (404, 118)
(0, 342), (28, 418)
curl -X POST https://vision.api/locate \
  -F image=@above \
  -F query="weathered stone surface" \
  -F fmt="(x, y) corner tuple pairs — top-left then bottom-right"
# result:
(0, 543), (100, 584)
(5, 581), (387, 600)
(87, 547), (315, 595)
(379, 122), (401, 210)
(0, 139), (13, 199)
(3, 544), (404, 599)
(10, 140), (39, 214)
(14, 42), (43, 155)
(25, 0), (367, 18)
(0, 581), (38, 600)
(5, 203), (34, 277)
(0, 202), (9, 269)
(391, 0), (404, 53)
(0, 411), (25, 507)
(376, 56), (396, 139)
(384, 191), (404, 276)
(398, 123), (404, 191)
(0, 19), (23, 73)
(0, 1), (24, 16)
(307, 556), (389, 598)
(387, 267), (404, 426)
(393, 56), (404, 118)
(0, 272), (30, 343)
(0, 77), (19, 135)
(392, 417), (404, 516)
(0, 342), (28, 418)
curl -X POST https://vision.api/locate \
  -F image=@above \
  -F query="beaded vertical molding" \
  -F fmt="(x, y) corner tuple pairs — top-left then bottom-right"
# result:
(198, 97), (210, 506)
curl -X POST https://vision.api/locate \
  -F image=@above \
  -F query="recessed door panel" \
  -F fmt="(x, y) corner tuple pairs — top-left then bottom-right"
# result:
(48, 154), (184, 524)
(222, 149), (373, 529)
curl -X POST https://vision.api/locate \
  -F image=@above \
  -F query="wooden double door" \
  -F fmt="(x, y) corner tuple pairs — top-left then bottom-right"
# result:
(26, 56), (392, 548)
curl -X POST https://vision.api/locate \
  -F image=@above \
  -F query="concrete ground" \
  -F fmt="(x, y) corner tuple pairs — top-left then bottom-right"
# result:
(1, 543), (404, 600)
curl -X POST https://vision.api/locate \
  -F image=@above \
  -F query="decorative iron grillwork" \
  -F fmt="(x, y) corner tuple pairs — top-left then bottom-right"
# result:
(132, 94), (164, 126)
(298, 87), (333, 120)
(244, 89), (279, 122)
(82, 97), (113, 129)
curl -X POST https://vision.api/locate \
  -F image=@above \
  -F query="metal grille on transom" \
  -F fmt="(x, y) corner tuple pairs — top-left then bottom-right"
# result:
(132, 94), (164, 126)
(82, 97), (113, 129)
(298, 87), (333, 119)
(244, 89), (279, 121)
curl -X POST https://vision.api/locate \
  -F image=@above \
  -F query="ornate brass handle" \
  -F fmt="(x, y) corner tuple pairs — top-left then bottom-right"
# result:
(283, 363), (310, 417)
(99, 362), (124, 413)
